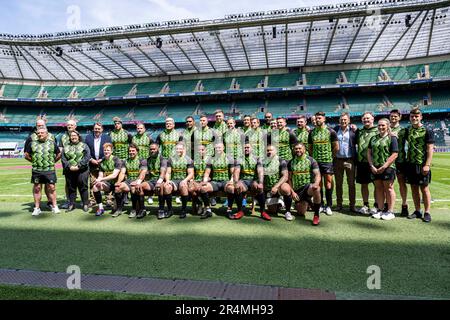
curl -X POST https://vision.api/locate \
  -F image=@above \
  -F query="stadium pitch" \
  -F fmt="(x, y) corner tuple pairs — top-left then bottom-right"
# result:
(0, 154), (449, 300)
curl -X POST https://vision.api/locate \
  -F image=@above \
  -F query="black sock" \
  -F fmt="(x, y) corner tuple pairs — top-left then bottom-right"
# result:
(257, 193), (265, 212)
(374, 202), (378, 209)
(313, 203), (321, 216)
(364, 202), (369, 207)
(158, 195), (164, 210)
(200, 193), (210, 207)
(139, 196), (145, 213)
(236, 193), (244, 211)
(284, 195), (293, 212)
(131, 193), (138, 211)
(93, 191), (102, 205)
(325, 189), (333, 208)
(115, 193), (124, 210)
(227, 193), (235, 209)
(181, 196), (188, 211)
(165, 195), (173, 211)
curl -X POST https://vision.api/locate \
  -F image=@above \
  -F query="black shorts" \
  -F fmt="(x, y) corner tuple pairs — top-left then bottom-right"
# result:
(143, 180), (158, 196)
(124, 179), (136, 189)
(318, 162), (334, 175)
(242, 180), (254, 189)
(356, 162), (373, 184)
(372, 167), (396, 181)
(294, 184), (312, 203)
(169, 180), (183, 191)
(406, 164), (432, 186)
(211, 181), (228, 192)
(31, 171), (57, 185)
(396, 162), (407, 175)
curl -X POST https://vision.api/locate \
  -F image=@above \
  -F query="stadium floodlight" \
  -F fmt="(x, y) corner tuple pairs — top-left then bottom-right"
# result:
(55, 47), (63, 57)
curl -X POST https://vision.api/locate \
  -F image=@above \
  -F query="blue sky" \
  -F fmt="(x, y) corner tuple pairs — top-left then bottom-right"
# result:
(0, 0), (349, 35)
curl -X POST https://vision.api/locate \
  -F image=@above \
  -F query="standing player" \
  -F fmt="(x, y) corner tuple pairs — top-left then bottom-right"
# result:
(308, 112), (339, 216)
(195, 115), (216, 157)
(247, 117), (266, 160)
(405, 108), (435, 223)
(356, 112), (379, 215)
(132, 123), (153, 160)
(213, 110), (228, 143)
(156, 118), (181, 159)
(91, 143), (122, 216)
(164, 143), (195, 219)
(24, 128), (61, 216)
(288, 143), (322, 226)
(181, 116), (197, 160)
(223, 118), (244, 161)
(261, 112), (274, 132)
(242, 115), (252, 135)
(389, 109), (409, 217)
(367, 119), (398, 221)
(293, 115), (309, 153)
(110, 117), (132, 161)
(270, 117), (298, 162)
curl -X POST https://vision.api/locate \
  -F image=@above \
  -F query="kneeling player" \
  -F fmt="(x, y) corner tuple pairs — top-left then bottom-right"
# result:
(200, 143), (237, 219)
(91, 143), (123, 216)
(288, 143), (322, 226)
(257, 145), (291, 221)
(233, 143), (264, 220)
(189, 145), (209, 215)
(114, 144), (148, 218)
(164, 143), (194, 219)
(138, 143), (167, 219)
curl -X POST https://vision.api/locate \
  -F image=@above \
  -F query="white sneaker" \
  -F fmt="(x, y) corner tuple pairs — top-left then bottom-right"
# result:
(175, 197), (182, 204)
(285, 211), (294, 221)
(147, 197), (153, 204)
(324, 207), (333, 216)
(371, 211), (382, 219)
(369, 207), (378, 215)
(319, 206), (325, 214)
(32, 207), (42, 216)
(358, 206), (369, 215)
(381, 211), (396, 221)
(52, 206), (61, 214)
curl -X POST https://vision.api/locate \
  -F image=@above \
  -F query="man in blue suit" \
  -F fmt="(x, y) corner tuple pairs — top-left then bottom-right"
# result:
(85, 122), (112, 204)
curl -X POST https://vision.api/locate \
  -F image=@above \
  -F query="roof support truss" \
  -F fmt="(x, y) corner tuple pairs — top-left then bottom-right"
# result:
(19, 46), (59, 80)
(169, 34), (199, 73)
(404, 10), (429, 59)
(126, 38), (166, 76)
(12, 45), (41, 80)
(43, 46), (75, 80)
(304, 21), (313, 66)
(363, 14), (394, 63)
(115, 45), (152, 76)
(261, 26), (269, 68)
(9, 45), (24, 79)
(147, 35), (184, 74)
(191, 32), (216, 72)
(214, 32), (234, 71)
(323, 19), (339, 64)
(237, 27), (251, 69)
(343, 16), (366, 63)
(427, 9), (436, 57)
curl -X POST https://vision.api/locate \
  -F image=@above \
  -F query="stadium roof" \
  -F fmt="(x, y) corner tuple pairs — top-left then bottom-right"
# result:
(0, 0), (449, 81)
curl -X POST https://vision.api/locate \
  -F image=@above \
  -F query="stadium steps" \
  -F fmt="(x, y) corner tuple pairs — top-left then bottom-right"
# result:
(200, 78), (232, 91)
(268, 73), (301, 88)
(306, 71), (340, 85)
(234, 75), (265, 89)
(76, 86), (104, 99)
(167, 80), (197, 93)
(45, 86), (74, 99)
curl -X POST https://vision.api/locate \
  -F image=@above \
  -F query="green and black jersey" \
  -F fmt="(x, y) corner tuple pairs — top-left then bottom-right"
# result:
(391, 125), (406, 164)
(263, 156), (288, 191)
(308, 126), (338, 164)
(194, 156), (208, 182)
(288, 155), (319, 191)
(194, 127), (216, 157)
(25, 137), (61, 173)
(124, 158), (147, 181)
(224, 128), (244, 160)
(247, 128), (266, 160)
(269, 128), (297, 161)
(181, 127), (196, 159)
(238, 155), (262, 181)
(110, 129), (131, 161)
(167, 155), (194, 181)
(368, 135), (399, 169)
(213, 121), (228, 141)
(405, 126), (435, 165)
(61, 141), (91, 172)
(206, 154), (235, 182)
(356, 126), (378, 163)
(157, 129), (181, 159)
(24, 131), (55, 152)
(293, 128), (309, 154)
(58, 132), (72, 149)
(99, 156), (123, 182)
(132, 133), (153, 160)
(146, 155), (166, 181)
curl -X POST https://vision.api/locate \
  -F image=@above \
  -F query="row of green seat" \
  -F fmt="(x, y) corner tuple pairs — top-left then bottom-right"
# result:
(2, 89), (448, 126)
(2, 60), (450, 99)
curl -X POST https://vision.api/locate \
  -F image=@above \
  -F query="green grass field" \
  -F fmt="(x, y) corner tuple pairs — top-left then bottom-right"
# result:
(0, 155), (449, 299)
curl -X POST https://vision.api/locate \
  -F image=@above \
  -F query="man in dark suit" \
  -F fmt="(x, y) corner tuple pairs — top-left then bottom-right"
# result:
(85, 122), (112, 204)
(333, 112), (358, 213)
